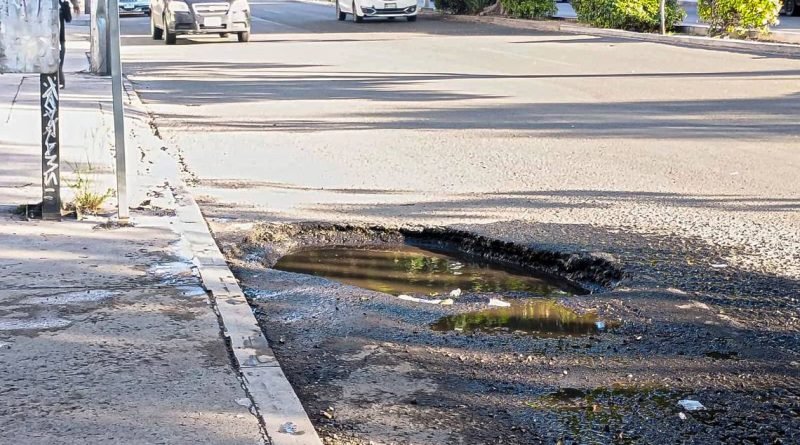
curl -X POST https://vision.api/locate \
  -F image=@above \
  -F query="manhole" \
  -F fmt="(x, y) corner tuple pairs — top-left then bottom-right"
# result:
(431, 300), (601, 336)
(273, 245), (571, 297)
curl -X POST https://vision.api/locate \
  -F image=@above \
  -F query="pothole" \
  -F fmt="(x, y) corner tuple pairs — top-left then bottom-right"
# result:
(273, 244), (573, 297)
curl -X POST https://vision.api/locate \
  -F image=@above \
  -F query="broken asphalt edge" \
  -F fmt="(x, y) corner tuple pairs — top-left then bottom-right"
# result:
(445, 14), (800, 58)
(121, 77), (323, 445)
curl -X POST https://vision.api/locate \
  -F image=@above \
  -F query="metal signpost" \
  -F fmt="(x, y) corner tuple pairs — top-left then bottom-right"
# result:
(108, 0), (129, 220)
(40, 72), (62, 219)
(1, 0), (62, 220)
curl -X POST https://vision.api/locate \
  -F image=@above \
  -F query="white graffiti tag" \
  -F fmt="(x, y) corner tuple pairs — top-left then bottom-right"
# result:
(41, 74), (59, 192)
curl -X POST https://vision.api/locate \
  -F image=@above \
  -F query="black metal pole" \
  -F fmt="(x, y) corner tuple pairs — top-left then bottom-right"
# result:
(40, 72), (61, 221)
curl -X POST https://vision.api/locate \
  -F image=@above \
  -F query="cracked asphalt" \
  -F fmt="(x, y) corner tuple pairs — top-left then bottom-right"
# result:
(117, 2), (800, 442)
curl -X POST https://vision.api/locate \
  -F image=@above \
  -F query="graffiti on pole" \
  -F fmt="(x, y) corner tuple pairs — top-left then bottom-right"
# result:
(40, 72), (60, 217)
(0, 0), (60, 73)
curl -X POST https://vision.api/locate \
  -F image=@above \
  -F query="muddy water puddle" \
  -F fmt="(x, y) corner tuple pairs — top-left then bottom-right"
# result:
(431, 300), (601, 336)
(273, 245), (570, 297)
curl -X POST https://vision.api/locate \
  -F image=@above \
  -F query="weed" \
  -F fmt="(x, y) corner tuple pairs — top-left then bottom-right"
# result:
(66, 160), (113, 217)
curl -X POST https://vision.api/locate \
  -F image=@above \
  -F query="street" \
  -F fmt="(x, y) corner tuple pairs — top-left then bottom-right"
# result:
(114, 2), (800, 443)
(120, 1), (799, 277)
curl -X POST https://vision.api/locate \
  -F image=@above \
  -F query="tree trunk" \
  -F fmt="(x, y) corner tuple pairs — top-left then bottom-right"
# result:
(481, 0), (505, 16)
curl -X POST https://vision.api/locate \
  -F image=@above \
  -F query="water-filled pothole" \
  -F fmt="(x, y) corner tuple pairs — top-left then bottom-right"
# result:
(431, 300), (601, 335)
(274, 245), (572, 297)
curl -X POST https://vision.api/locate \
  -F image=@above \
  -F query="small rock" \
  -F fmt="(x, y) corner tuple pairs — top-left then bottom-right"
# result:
(450, 288), (462, 298)
(678, 412), (687, 420)
(440, 298), (455, 305)
(790, 361), (799, 367)
(321, 411), (333, 420)
(279, 422), (300, 435)
(562, 370), (568, 376)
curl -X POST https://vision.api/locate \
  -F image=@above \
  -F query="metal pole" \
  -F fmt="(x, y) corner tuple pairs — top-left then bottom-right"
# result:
(40, 72), (61, 221)
(107, 0), (128, 220)
(660, 0), (666, 35)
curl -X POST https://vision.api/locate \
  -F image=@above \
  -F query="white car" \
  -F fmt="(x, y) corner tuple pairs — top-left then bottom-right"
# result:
(336, 0), (418, 22)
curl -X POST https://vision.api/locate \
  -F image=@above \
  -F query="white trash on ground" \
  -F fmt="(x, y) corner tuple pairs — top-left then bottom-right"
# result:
(488, 298), (511, 307)
(678, 400), (705, 411)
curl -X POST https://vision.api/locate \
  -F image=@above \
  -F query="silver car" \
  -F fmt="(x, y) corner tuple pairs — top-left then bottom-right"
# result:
(150, 0), (251, 44)
(119, 0), (151, 15)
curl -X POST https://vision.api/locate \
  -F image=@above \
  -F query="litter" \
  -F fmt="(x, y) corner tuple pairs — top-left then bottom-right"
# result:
(678, 400), (705, 411)
(398, 294), (442, 304)
(488, 298), (511, 307)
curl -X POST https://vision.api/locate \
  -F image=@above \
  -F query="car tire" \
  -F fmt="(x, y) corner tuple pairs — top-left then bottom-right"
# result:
(352, 1), (363, 22)
(151, 16), (163, 40)
(336, 1), (347, 20)
(165, 27), (177, 44)
(406, 15), (417, 22)
(238, 31), (250, 42)
(787, 0), (798, 16)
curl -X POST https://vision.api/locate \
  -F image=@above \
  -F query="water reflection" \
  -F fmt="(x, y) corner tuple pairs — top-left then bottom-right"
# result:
(431, 300), (599, 336)
(273, 245), (568, 297)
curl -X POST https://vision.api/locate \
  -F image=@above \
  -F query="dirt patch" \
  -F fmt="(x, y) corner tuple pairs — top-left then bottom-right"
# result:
(224, 222), (800, 444)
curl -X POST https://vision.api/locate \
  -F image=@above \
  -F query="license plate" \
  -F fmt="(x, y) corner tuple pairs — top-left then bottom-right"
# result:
(204, 17), (222, 27)
(385, 2), (396, 7)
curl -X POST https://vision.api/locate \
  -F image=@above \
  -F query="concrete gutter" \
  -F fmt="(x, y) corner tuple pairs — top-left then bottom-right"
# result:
(122, 79), (323, 445)
(445, 15), (800, 58)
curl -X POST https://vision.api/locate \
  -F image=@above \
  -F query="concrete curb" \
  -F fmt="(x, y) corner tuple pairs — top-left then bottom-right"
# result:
(444, 14), (800, 58)
(121, 78), (323, 445)
(676, 23), (800, 45)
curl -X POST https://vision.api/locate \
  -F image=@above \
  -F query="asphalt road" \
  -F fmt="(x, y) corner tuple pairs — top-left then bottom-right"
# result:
(121, 2), (799, 278)
(118, 4), (800, 443)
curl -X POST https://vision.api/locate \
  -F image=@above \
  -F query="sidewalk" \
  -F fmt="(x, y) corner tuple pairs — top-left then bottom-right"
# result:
(553, 0), (800, 44)
(0, 26), (266, 444)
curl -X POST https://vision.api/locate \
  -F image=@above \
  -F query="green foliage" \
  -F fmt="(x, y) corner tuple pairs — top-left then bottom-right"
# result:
(572, 0), (686, 32)
(500, 0), (557, 18)
(435, 0), (495, 14)
(67, 161), (113, 217)
(698, 0), (781, 36)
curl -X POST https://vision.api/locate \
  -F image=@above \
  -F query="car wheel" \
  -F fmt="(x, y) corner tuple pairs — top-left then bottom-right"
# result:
(164, 16), (177, 45)
(336, 1), (346, 20)
(352, 2), (363, 22)
(151, 15), (163, 40)
(406, 15), (417, 21)
(238, 31), (250, 42)
(787, 0), (798, 16)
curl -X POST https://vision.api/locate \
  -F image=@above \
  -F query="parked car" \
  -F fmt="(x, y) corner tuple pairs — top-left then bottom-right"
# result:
(120, 0), (151, 15)
(782, 0), (799, 16)
(335, 0), (418, 22)
(150, 0), (251, 44)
